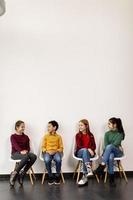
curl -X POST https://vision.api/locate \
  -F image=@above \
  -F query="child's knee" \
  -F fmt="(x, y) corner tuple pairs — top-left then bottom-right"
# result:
(32, 154), (37, 161)
(44, 155), (51, 163)
(106, 144), (114, 150)
(28, 153), (37, 161)
(54, 155), (62, 163)
(82, 148), (88, 153)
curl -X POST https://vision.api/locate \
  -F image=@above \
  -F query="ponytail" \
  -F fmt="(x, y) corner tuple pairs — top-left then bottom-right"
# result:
(116, 118), (125, 139)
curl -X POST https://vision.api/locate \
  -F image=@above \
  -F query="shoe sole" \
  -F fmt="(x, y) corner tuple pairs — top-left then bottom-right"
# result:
(54, 182), (61, 185)
(78, 182), (88, 187)
(87, 174), (93, 177)
(9, 181), (16, 187)
(48, 182), (55, 185)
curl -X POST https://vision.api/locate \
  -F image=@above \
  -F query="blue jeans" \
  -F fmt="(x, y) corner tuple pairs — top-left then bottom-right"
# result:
(77, 148), (92, 174)
(43, 152), (62, 177)
(102, 144), (123, 174)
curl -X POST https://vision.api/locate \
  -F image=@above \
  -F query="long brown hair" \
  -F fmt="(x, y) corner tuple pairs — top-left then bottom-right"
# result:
(79, 119), (91, 134)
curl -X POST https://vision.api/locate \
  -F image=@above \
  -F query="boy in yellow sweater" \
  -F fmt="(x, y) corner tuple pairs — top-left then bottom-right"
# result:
(41, 121), (63, 185)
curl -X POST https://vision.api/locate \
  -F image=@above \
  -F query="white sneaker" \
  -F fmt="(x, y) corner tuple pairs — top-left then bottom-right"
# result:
(87, 170), (93, 177)
(78, 175), (88, 186)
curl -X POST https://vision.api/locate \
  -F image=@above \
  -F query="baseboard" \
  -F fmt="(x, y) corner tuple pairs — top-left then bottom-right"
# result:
(0, 171), (133, 181)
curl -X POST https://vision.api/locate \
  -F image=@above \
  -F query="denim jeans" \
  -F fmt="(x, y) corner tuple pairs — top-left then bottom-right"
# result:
(102, 144), (123, 174)
(43, 152), (62, 177)
(77, 148), (92, 174)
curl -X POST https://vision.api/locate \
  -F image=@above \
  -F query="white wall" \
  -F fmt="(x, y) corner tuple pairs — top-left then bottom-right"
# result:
(0, 0), (133, 174)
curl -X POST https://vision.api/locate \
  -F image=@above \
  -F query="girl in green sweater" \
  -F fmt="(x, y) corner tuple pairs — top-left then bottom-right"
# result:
(95, 117), (125, 187)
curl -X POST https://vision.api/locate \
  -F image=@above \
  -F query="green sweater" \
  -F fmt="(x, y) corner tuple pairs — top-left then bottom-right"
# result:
(104, 130), (123, 147)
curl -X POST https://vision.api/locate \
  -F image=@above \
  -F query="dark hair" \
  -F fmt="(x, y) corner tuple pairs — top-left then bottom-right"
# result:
(48, 120), (59, 131)
(109, 117), (125, 139)
(15, 120), (25, 130)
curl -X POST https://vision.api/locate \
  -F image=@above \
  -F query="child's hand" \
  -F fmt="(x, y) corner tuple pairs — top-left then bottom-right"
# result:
(20, 150), (28, 154)
(88, 148), (94, 156)
(47, 151), (56, 155)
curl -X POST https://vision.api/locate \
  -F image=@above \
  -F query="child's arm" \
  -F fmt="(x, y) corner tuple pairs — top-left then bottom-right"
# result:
(26, 136), (30, 152)
(57, 136), (63, 152)
(112, 133), (123, 147)
(89, 134), (96, 155)
(10, 135), (22, 152)
(104, 132), (109, 147)
(76, 133), (82, 150)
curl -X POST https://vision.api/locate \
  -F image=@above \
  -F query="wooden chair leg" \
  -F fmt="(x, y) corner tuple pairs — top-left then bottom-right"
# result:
(117, 160), (122, 178)
(73, 161), (80, 179)
(119, 161), (128, 183)
(61, 171), (65, 183)
(90, 164), (99, 183)
(95, 173), (100, 183)
(42, 170), (46, 184)
(30, 167), (36, 180)
(29, 170), (34, 185)
(104, 166), (108, 183)
(76, 161), (81, 183)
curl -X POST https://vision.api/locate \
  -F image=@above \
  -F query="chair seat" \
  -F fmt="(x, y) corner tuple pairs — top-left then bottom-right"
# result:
(73, 155), (82, 161)
(90, 155), (99, 161)
(101, 155), (126, 161)
(39, 155), (44, 162)
(114, 155), (126, 161)
(73, 154), (99, 161)
(9, 158), (21, 162)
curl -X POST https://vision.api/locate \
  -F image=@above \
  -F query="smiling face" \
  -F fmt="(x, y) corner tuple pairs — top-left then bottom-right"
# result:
(16, 123), (25, 134)
(108, 120), (117, 130)
(79, 121), (87, 133)
(47, 123), (56, 134)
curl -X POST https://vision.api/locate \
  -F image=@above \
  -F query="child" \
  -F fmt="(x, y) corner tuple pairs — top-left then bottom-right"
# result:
(10, 120), (37, 187)
(75, 119), (96, 186)
(95, 117), (125, 187)
(41, 120), (63, 185)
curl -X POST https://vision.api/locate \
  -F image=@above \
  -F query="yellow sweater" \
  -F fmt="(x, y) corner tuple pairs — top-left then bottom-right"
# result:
(41, 132), (63, 153)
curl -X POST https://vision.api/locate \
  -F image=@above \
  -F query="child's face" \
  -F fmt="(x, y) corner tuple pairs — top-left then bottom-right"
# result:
(108, 121), (117, 130)
(79, 122), (86, 132)
(48, 123), (56, 133)
(16, 123), (25, 133)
